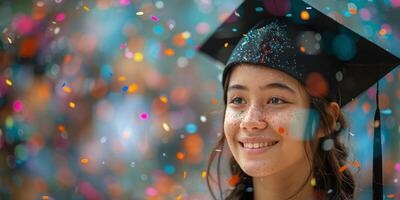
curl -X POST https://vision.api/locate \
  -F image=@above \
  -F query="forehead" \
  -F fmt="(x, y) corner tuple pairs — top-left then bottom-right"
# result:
(229, 64), (301, 87)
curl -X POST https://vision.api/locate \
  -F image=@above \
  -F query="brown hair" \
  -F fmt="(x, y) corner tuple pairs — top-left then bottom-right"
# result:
(206, 65), (357, 200)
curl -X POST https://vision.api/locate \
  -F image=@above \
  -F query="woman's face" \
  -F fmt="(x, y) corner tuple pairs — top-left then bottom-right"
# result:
(224, 64), (314, 177)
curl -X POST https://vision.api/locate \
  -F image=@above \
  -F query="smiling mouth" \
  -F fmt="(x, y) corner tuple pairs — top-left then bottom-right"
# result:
(239, 141), (280, 149)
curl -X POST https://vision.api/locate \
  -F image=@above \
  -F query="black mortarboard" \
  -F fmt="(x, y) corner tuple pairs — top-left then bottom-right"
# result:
(199, 0), (400, 199)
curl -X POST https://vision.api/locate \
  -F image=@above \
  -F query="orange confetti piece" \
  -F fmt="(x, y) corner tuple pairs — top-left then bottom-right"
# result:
(58, 125), (65, 132)
(349, 8), (357, 15)
(228, 175), (239, 187)
(69, 102), (75, 108)
(353, 161), (360, 168)
(211, 97), (218, 105)
(63, 54), (72, 64)
(300, 46), (305, 53)
(338, 165), (348, 173)
(164, 48), (175, 56)
(118, 76), (126, 81)
(42, 196), (49, 200)
(278, 127), (285, 135)
(80, 158), (89, 164)
(128, 83), (138, 93)
(387, 194), (395, 198)
(379, 29), (387, 36)
(176, 194), (182, 200)
(300, 10), (310, 20)
(63, 86), (72, 93)
(176, 152), (185, 160)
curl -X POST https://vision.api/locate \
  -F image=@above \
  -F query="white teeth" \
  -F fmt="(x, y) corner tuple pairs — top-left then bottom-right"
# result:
(242, 141), (278, 149)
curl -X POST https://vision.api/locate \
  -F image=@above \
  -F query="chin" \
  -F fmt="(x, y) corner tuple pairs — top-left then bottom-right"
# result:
(238, 159), (279, 177)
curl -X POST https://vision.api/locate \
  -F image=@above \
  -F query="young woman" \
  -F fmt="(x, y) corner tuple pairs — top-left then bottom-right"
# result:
(202, 7), (362, 200)
(206, 62), (354, 199)
(200, 0), (400, 198)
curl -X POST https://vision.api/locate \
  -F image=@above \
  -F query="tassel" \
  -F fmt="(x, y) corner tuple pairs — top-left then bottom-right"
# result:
(372, 81), (383, 200)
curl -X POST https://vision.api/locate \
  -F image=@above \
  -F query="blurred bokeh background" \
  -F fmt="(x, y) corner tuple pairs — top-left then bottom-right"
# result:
(0, 0), (399, 199)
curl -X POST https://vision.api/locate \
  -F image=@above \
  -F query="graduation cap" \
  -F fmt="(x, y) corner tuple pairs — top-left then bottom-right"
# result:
(199, 0), (400, 199)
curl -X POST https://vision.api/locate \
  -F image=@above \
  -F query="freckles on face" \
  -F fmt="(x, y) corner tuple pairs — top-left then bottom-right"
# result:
(223, 65), (312, 177)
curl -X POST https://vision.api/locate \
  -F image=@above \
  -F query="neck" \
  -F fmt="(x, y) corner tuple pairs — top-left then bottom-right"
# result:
(253, 158), (316, 200)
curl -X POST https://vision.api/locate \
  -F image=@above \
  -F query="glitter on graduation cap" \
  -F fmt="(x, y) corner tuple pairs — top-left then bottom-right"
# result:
(199, 0), (400, 199)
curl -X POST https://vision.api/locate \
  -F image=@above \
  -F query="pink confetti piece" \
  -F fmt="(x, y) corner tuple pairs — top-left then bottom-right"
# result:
(145, 187), (158, 196)
(55, 13), (65, 22)
(395, 163), (400, 172)
(139, 112), (149, 120)
(120, 43), (127, 49)
(124, 50), (133, 58)
(120, 0), (131, 5)
(13, 100), (23, 112)
(151, 15), (159, 22)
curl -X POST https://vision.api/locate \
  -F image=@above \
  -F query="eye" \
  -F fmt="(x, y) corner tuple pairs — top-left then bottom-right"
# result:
(229, 96), (246, 105)
(268, 97), (287, 104)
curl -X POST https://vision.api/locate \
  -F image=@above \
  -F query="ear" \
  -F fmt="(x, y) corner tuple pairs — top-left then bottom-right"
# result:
(328, 102), (340, 131)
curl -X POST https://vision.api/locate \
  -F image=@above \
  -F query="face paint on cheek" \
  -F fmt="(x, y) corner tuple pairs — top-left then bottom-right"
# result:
(286, 108), (310, 141)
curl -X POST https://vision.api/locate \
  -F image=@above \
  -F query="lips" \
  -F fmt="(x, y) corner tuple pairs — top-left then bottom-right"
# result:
(238, 137), (280, 149)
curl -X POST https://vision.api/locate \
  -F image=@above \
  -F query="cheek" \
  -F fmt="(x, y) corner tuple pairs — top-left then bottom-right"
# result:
(224, 109), (242, 132)
(269, 108), (311, 141)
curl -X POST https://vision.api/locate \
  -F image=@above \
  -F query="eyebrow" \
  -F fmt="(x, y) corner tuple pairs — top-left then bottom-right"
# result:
(227, 82), (296, 94)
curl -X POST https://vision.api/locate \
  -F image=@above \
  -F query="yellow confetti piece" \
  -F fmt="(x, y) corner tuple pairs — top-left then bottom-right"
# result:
(83, 5), (90, 11)
(183, 171), (187, 179)
(63, 86), (72, 93)
(160, 96), (168, 103)
(134, 52), (143, 62)
(339, 165), (348, 173)
(136, 11), (144, 16)
(224, 42), (229, 48)
(181, 31), (191, 39)
(128, 83), (138, 93)
(80, 158), (89, 164)
(69, 102), (75, 108)
(162, 123), (170, 132)
(310, 177), (316, 186)
(300, 10), (310, 20)
(7, 37), (12, 44)
(201, 171), (207, 178)
(118, 76), (126, 81)
(5, 79), (12, 86)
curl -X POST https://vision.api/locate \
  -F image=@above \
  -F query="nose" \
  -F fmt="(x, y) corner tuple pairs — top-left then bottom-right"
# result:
(240, 105), (268, 131)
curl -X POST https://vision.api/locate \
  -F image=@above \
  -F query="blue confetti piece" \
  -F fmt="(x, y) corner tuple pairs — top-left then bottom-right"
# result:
(381, 109), (392, 115)
(232, 28), (238, 32)
(122, 85), (129, 92)
(185, 123), (197, 134)
(164, 164), (175, 175)
(255, 7), (264, 12)
(153, 25), (164, 35)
